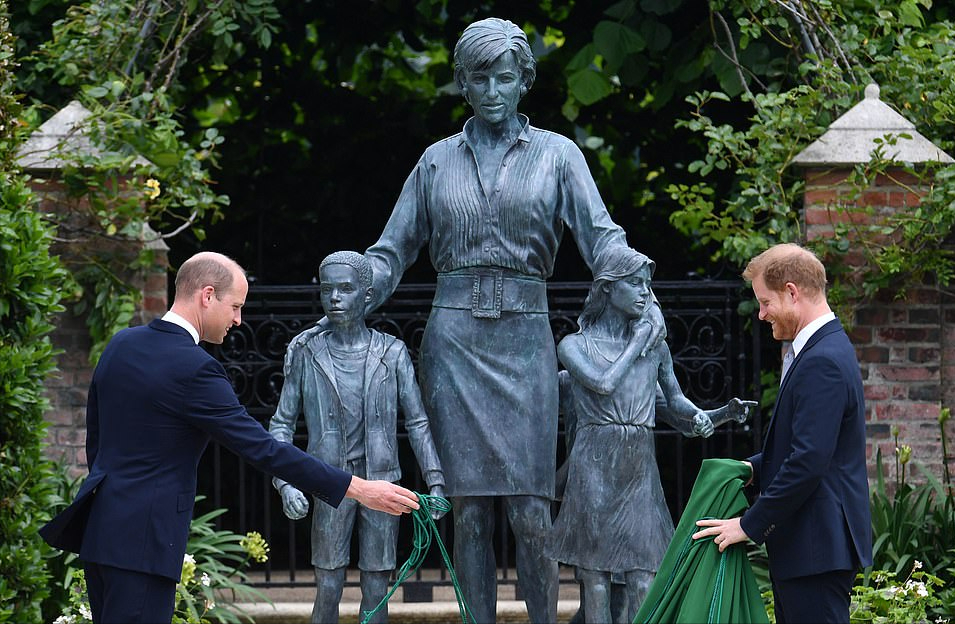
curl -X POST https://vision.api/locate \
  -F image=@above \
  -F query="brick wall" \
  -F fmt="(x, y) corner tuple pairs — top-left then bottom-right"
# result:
(33, 178), (169, 478)
(803, 168), (951, 482)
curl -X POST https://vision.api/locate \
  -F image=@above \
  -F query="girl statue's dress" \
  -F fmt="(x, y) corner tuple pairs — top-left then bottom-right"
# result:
(547, 334), (674, 574)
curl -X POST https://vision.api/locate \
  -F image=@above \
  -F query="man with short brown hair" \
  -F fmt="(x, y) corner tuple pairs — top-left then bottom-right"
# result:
(694, 243), (872, 623)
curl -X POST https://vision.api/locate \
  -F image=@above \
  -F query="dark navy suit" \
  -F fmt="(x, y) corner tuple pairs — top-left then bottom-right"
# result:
(41, 319), (351, 621)
(740, 318), (872, 622)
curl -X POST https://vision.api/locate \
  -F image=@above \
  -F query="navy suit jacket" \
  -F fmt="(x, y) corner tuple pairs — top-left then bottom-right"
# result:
(40, 319), (352, 581)
(740, 318), (873, 581)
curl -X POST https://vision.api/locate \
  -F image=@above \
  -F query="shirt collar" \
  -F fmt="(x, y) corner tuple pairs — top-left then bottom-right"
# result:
(791, 311), (836, 357)
(458, 114), (531, 148)
(162, 310), (200, 344)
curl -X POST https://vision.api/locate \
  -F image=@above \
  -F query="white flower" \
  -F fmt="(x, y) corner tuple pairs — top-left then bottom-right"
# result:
(79, 603), (92, 620)
(914, 560), (923, 570)
(915, 582), (929, 598)
(201, 572), (211, 586)
(206, 599), (216, 610)
(183, 553), (196, 564)
(53, 616), (75, 624)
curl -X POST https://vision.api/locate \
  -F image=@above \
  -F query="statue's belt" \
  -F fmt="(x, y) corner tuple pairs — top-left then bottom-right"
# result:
(432, 270), (548, 319)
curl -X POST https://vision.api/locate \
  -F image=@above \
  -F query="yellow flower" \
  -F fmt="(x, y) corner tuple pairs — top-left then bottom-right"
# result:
(180, 553), (196, 585)
(240, 530), (270, 563)
(898, 445), (912, 465)
(144, 178), (161, 200)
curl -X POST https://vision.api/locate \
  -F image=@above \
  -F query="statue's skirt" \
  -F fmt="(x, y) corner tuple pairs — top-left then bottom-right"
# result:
(419, 305), (558, 498)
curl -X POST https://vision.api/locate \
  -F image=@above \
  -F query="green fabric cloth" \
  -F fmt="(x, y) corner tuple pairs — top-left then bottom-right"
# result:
(634, 458), (770, 624)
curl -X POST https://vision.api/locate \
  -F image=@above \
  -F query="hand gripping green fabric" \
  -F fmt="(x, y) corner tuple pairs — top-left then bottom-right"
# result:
(634, 459), (770, 624)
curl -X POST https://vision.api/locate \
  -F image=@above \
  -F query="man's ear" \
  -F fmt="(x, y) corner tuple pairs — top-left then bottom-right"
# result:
(200, 285), (216, 307)
(784, 282), (799, 302)
(365, 288), (374, 304)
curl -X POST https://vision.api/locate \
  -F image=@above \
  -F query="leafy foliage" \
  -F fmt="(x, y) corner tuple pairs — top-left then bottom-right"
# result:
(0, 2), (75, 621)
(52, 499), (271, 624)
(10, 0), (249, 360)
(850, 563), (944, 624)
(866, 413), (955, 620)
(11, 0), (750, 282)
(667, 0), (955, 313)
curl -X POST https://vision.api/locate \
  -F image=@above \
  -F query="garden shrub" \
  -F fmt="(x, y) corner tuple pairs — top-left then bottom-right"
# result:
(0, 1), (75, 620)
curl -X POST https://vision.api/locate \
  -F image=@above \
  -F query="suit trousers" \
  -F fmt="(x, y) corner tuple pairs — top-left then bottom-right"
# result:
(84, 561), (177, 624)
(772, 568), (856, 624)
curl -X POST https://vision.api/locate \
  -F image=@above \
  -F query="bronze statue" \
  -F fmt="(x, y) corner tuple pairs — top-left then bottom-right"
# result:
(269, 251), (445, 624)
(547, 247), (755, 623)
(289, 17), (665, 622)
(359, 18), (669, 622)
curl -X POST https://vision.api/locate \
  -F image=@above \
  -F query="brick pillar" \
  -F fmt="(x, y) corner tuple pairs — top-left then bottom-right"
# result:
(32, 178), (170, 478)
(803, 168), (948, 480)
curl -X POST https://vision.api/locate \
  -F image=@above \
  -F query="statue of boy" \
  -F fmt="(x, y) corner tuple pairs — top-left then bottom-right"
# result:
(269, 250), (445, 624)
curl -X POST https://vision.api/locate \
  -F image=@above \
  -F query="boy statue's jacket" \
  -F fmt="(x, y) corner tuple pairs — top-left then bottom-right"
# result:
(270, 328), (444, 491)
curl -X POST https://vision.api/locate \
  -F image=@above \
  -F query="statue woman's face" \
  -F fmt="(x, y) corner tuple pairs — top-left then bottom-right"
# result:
(462, 50), (523, 126)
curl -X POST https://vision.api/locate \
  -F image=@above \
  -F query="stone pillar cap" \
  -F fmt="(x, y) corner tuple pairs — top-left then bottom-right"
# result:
(793, 84), (953, 166)
(16, 100), (151, 171)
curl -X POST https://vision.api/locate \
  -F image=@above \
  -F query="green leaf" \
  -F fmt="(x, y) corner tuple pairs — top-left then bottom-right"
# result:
(593, 21), (645, 71)
(640, 0), (683, 15)
(603, 0), (637, 20)
(567, 68), (614, 106)
(565, 43), (597, 73)
(639, 18), (672, 52)
(899, 0), (925, 27)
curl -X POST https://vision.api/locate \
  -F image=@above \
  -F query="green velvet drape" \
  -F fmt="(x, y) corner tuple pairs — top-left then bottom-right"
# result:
(634, 458), (770, 624)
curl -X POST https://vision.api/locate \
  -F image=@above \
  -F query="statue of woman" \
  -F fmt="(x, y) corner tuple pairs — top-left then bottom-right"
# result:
(546, 247), (755, 623)
(291, 18), (666, 622)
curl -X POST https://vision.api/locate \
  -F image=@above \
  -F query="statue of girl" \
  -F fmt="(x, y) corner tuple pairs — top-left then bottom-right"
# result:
(546, 247), (755, 624)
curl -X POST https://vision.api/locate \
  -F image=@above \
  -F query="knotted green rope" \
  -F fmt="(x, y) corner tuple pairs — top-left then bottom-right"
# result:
(360, 493), (475, 624)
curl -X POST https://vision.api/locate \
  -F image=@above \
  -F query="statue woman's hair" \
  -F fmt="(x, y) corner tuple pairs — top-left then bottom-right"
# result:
(577, 247), (656, 331)
(453, 17), (537, 95)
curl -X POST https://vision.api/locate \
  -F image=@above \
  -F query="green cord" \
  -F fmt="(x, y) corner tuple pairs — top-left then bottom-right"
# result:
(360, 493), (475, 624)
(708, 550), (727, 622)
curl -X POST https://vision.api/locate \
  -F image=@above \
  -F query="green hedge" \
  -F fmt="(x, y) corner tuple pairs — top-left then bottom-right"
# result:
(0, 2), (75, 620)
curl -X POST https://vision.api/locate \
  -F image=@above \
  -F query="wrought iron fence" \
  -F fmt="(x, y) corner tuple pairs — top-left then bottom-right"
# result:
(199, 280), (769, 595)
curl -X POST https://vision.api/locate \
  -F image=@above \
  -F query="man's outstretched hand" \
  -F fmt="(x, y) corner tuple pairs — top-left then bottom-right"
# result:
(346, 477), (420, 516)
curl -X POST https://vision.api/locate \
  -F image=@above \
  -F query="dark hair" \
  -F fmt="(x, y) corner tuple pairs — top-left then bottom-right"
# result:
(578, 247), (655, 330)
(320, 250), (373, 289)
(453, 18), (536, 95)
